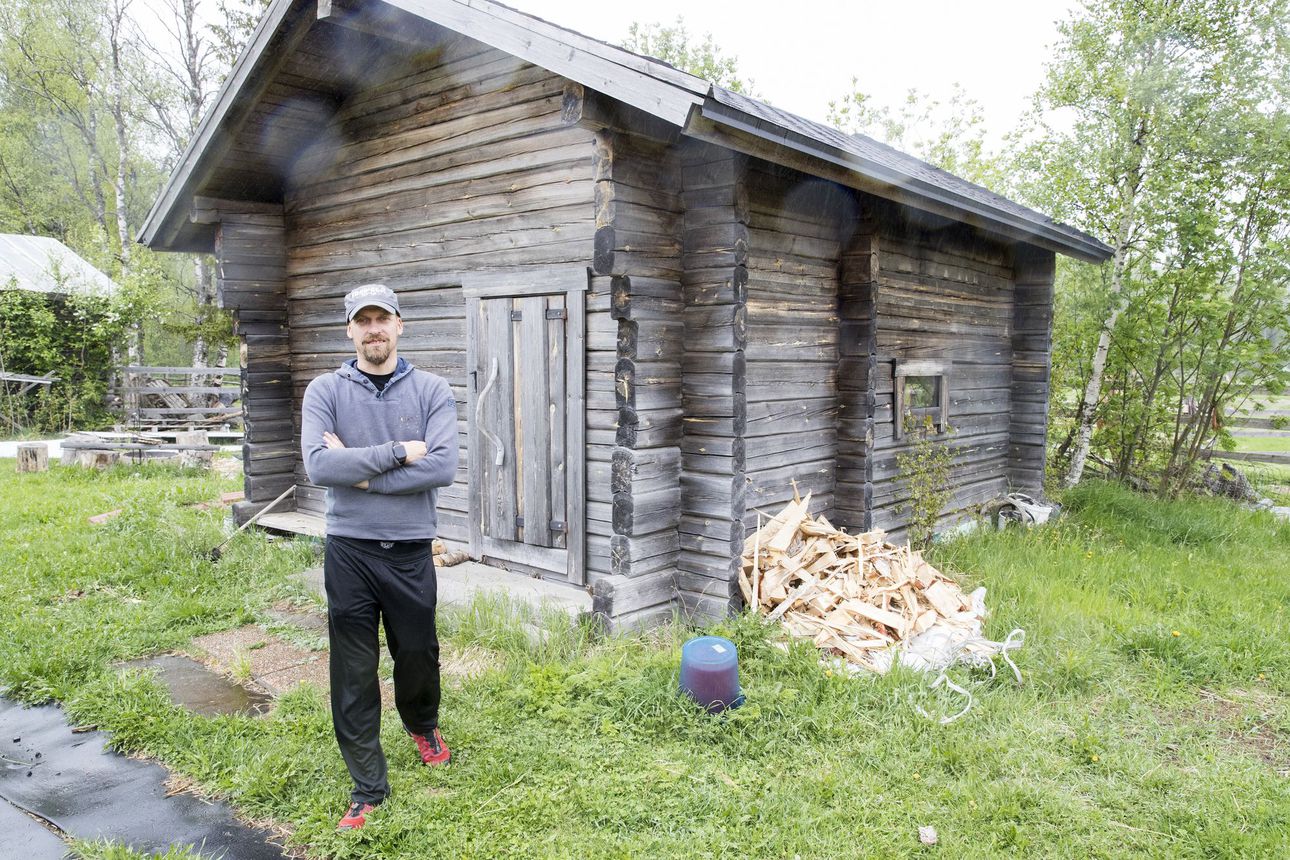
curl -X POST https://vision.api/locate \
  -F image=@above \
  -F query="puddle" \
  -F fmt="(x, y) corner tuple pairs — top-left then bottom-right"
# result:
(118, 654), (272, 717)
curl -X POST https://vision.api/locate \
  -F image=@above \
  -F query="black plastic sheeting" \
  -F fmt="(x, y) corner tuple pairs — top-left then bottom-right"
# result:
(0, 698), (284, 859)
(0, 794), (68, 859)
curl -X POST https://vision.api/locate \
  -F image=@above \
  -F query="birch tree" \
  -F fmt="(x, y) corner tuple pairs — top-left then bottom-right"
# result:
(1029, 0), (1290, 489)
(137, 0), (223, 372)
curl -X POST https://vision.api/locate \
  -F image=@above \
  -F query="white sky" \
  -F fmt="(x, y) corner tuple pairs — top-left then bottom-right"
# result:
(137, 0), (1079, 144)
(507, 0), (1078, 141)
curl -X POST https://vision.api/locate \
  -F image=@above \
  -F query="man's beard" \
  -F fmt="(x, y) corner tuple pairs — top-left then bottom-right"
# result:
(360, 338), (392, 364)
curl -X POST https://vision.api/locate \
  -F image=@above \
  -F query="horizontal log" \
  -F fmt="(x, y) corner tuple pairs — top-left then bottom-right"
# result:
(612, 486), (682, 536)
(592, 569), (676, 617)
(611, 446), (681, 494)
(609, 534), (680, 578)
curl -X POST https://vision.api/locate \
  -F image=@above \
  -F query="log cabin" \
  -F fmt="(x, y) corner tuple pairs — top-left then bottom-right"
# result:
(139, 0), (1113, 628)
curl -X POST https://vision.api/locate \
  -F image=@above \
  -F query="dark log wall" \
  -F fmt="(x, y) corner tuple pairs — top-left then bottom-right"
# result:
(867, 202), (1020, 539)
(837, 220), (879, 532)
(675, 144), (750, 620)
(586, 129), (685, 628)
(278, 40), (597, 546)
(1008, 245), (1056, 493)
(211, 205), (296, 522)
(742, 163), (848, 526)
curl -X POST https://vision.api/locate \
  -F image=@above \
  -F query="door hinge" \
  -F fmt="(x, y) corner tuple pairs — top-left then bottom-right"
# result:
(545, 308), (567, 320)
(516, 516), (565, 533)
(511, 309), (523, 321)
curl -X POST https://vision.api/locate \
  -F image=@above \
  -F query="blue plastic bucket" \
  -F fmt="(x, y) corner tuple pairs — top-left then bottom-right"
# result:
(679, 636), (744, 713)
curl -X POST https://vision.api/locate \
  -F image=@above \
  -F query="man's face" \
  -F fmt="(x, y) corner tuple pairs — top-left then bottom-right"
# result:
(347, 306), (403, 366)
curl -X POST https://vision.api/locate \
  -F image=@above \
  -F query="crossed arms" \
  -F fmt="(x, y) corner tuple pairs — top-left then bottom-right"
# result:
(301, 377), (458, 495)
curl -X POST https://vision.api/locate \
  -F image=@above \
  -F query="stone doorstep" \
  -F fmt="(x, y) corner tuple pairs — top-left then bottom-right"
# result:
(294, 559), (593, 622)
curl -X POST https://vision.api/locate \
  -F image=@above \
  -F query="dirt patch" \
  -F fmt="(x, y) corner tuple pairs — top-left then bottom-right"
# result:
(212, 456), (242, 480)
(1195, 688), (1289, 775)
(190, 626), (331, 701)
(440, 643), (502, 684)
(190, 624), (494, 707)
(267, 600), (328, 635)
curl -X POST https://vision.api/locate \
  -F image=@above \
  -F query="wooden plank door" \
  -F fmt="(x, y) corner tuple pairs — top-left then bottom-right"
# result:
(469, 293), (570, 576)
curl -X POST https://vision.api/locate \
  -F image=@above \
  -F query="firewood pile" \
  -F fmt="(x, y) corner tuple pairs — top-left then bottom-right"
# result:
(432, 539), (469, 568)
(739, 492), (980, 673)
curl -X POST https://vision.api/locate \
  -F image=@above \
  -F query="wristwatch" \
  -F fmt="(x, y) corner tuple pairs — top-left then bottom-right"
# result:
(392, 442), (408, 465)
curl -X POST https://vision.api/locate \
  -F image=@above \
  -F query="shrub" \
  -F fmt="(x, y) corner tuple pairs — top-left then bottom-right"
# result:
(0, 288), (124, 433)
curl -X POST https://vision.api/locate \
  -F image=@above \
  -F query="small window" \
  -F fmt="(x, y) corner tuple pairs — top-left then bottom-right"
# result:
(904, 375), (940, 410)
(894, 361), (950, 438)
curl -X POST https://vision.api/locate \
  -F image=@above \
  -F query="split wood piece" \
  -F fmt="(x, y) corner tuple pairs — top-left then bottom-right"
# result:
(743, 491), (813, 555)
(840, 599), (908, 638)
(922, 580), (966, 617)
(765, 497), (811, 553)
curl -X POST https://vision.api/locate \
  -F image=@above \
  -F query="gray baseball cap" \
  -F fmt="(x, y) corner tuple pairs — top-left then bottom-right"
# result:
(344, 283), (400, 321)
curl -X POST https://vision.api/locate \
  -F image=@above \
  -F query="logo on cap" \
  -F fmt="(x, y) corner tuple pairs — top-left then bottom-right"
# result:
(344, 284), (400, 321)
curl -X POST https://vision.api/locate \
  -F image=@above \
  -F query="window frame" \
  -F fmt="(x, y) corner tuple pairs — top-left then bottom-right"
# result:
(893, 359), (950, 439)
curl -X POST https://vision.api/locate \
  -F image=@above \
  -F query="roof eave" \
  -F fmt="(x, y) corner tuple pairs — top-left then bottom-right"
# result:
(688, 100), (1113, 265)
(137, 0), (302, 251)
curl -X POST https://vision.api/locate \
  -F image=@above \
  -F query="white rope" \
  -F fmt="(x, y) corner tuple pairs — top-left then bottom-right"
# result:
(910, 627), (1026, 725)
(914, 671), (974, 725)
(998, 628), (1026, 684)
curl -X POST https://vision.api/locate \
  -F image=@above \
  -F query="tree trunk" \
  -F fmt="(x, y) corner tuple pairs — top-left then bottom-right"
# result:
(191, 256), (212, 367)
(1062, 118), (1149, 488)
(106, 0), (133, 269)
(1061, 237), (1132, 487)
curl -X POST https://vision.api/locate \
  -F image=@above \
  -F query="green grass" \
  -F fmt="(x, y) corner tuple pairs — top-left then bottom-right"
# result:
(1, 465), (1288, 858)
(1234, 435), (1290, 453)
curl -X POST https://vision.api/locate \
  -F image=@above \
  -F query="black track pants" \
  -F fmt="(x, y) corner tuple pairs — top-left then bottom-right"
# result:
(324, 535), (441, 804)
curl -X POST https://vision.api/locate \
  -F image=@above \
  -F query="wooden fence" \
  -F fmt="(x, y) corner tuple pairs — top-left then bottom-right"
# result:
(117, 365), (242, 430)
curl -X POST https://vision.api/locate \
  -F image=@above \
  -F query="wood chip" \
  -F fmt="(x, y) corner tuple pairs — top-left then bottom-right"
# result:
(840, 599), (908, 637)
(742, 495), (975, 672)
(923, 580), (964, 617)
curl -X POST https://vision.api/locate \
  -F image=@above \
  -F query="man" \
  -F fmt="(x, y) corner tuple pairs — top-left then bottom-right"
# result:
(301, 283), (459, 831)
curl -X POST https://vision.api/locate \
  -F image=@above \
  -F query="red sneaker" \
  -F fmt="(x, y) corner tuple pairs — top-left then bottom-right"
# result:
(337, 801), (378, 831)
(409, 727), (450, 766)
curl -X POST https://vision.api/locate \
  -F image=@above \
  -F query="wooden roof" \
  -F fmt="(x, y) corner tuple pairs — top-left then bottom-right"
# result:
(139, 0), (1112, 263)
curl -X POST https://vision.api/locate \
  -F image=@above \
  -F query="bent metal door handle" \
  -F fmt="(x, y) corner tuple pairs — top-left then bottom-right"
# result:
(474, 356), (505, 467)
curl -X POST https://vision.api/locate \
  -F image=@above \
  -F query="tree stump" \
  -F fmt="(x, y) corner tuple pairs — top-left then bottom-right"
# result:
(176, 430), (213, 469)
(17, 443), (49, 473)
(62, 447), (122, 469)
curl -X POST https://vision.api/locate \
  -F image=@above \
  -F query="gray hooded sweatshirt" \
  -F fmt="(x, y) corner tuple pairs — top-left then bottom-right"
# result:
(301, 357), (458, 541)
